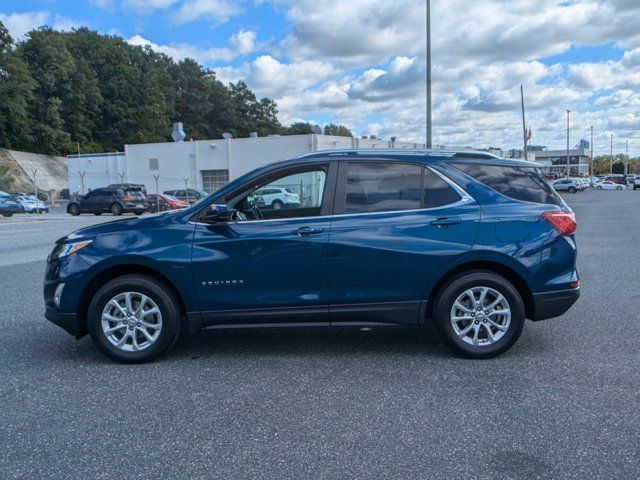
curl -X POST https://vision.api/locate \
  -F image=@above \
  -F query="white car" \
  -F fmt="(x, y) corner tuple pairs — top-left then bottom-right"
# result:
(12, 195), (49, 213)
(253, 187), (300, 209)
(595, 181), (626, 190)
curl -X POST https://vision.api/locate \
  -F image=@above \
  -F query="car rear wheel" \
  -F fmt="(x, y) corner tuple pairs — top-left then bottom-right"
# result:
(134, 211), (143, 215)
(596, 186), (603, 190)
(434, 271), (525, 359)
(69, 203), (80, 216)
(2, 212), (13, 217)
(87, 275), (182, 364)
(568, 187), (576, 193)
(94, 213), (102, 216)
(111, 203), (123, 215)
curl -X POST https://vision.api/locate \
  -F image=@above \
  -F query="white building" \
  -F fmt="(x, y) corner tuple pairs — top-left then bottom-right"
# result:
(68, 134), (426, 194)
(531, 148), (590, 176)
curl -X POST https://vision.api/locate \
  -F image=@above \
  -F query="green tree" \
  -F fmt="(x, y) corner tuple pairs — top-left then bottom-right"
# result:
(324, 124), (353, 137)
(285, 122), (314, 135)
(0, 21), (36, 149)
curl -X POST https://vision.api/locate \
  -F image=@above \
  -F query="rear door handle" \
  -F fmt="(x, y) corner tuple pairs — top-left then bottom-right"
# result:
(430, 217), (462, 227)
(292, 226), (324, 237)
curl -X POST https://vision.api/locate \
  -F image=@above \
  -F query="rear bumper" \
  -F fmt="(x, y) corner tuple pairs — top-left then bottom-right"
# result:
(531, 288), (580, 321)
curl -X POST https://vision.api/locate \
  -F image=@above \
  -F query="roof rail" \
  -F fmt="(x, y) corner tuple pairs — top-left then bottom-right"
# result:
(292, 148), (503, 160)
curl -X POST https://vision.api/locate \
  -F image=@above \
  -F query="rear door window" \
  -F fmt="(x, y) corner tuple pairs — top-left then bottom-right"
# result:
(454, 164), (561, 205)
(345, 162), (422, 213)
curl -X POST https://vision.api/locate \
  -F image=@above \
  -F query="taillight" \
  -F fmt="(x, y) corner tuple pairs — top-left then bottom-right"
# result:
(122, 195), (134, 201)
(542, 211), (576, 236)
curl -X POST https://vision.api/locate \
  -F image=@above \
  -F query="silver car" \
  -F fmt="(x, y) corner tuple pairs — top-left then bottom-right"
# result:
(551, 178), (582, 193)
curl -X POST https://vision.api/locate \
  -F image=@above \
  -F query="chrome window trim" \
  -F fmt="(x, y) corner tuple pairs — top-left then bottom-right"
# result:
(190, 165), (474, 226)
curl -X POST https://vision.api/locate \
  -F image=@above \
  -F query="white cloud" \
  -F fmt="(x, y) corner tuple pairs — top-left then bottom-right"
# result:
(173, 0), (244, 25)
(229, 29), (256, 56)
(123, 0), (179, 11)
(127, 28), (258, 63)
(0, 11), (49, 40)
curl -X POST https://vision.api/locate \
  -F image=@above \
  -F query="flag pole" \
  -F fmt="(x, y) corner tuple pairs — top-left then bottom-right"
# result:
(520, 85), (527, 159)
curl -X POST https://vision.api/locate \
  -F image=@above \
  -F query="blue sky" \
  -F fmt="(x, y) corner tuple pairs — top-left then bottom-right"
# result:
(1, 0), (639, 155)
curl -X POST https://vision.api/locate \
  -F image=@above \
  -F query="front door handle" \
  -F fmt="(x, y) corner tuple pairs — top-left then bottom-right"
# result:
(430, 217), (462, 227)
(292, 226), (324, 237)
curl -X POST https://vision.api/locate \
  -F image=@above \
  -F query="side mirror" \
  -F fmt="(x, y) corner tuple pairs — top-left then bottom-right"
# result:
(202, 204), (235, 223)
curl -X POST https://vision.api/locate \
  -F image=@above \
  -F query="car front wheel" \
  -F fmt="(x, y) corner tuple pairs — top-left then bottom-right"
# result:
(87, 275), (182, 363)
(69, 204), (80, 216)
(272, 200), (283, 210)
(434, 271), (525, 359)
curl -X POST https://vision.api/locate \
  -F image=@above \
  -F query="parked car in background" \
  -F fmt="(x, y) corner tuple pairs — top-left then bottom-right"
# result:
(26, 191), (49, 202)
(603, 175), (627, 185)
(67, 187), (147, 216)
(634, 177), (640, 190)
(551, 178), (583, 193)
(0, 195), (22, 217)
(146, 194), (189, 213)
(107, 183), (147, 195)
(45, 150), (579, 363)
(163, 189), (208, 204)
(11, 195), (48, 213)
(595, 181), (626, 190)
(253, 186), (301, 209)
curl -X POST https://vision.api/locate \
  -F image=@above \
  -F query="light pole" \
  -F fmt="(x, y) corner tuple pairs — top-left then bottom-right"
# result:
(79, 171), (86, 194)
(426, 0), (432, 149)
(610, 134), (613, 175)
(590, 126), (594, 177)
(626, 139), (629, 175)
(566, 110), (570, 178)
(521, 85), (527, 158)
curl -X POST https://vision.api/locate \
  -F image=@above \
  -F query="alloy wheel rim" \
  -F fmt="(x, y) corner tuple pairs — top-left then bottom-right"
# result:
(101, 292), (162, 352)
(450, 287), (511, 347)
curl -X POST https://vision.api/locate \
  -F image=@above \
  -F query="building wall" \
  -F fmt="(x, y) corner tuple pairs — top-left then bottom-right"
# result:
(70, 134), (426, 195)
(68, 152), (124, 194)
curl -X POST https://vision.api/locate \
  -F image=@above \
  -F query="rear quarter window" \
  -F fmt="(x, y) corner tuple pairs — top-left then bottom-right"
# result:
(454, 163), (561, 205)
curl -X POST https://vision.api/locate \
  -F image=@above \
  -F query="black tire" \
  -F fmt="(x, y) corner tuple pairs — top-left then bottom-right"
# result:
(596, 186), (602, 190)
(87, 275), (182, 364)
(133, 211), (143, 216)
(617, 186), (623, 190)
(433, 271), (525, 359)
(568, 187), (576, 193)
(68, 203), (80, 216)
(272, 200), (283, 210)
(2, 212), (13, 218)
(94, 213), (102, 216)
(111, 203), (123, 216)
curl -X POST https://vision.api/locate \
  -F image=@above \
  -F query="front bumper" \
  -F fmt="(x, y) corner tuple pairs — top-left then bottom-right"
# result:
(531, 288), (580, 321)
(45, 306), (81, 337)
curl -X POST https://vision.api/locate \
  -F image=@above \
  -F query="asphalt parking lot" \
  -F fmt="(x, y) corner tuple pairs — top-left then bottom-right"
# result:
(0, 191), (638, 479)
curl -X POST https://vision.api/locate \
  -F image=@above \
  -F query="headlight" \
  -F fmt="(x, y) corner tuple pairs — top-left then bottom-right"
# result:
(55, 240), (93, 259)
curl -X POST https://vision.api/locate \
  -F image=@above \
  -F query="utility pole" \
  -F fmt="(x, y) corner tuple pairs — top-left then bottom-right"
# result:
(566, 110), (570, 178)
(183, 178), (190, 204)
(31, 168), (38, 215)
(521, 85), (527, 159)
(610, 134), (613, 175)
(153, 174), (160, 212)
(590, 126), (594, 177)
(426, 0), (432, 149)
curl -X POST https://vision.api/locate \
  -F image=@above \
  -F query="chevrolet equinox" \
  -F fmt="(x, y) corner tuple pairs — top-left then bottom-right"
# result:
(45, 150), (580, 363)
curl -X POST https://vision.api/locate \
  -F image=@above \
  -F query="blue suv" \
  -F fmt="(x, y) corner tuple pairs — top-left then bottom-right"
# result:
(44, 150), (579, 363)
